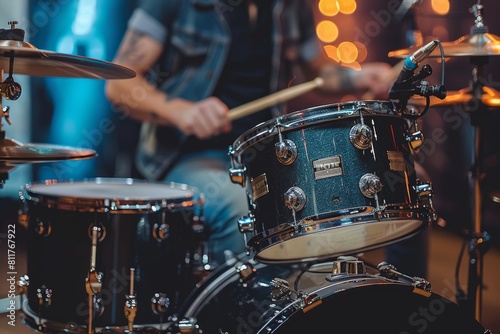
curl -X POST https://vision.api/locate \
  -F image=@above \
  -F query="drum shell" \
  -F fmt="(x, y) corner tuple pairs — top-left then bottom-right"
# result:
(22, 179), (202, 329)
(231, 101), (428, 263)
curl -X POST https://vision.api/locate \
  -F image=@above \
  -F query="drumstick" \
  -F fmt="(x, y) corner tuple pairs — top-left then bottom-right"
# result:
(228, 77), (324, 120)
(361, 60), (404, 100)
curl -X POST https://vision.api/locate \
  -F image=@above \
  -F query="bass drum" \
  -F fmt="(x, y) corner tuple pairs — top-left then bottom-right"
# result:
(179, 254), (487, 334)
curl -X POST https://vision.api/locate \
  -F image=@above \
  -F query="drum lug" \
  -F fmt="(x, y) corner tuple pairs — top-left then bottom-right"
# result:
(236, 261), (256, 284)
(153, 222), (170, 241)
(275, 124), (297, 165)
(151, 292), (170, 319)
(284, 186), (306, 212)
(178, 317), (201, 334)
(238, 215), (255, 233)
(35, 218), (51, 237)
(359, 173), (383, 198)
(229, 166), (247, 187)
(270, 278), (321, 311)
(18, 274), (29, 296)
(229, 145), (247, 186)
(36, 285), (52, 310)
(275, 139), (298, 165)
(350, 108), (373, 150)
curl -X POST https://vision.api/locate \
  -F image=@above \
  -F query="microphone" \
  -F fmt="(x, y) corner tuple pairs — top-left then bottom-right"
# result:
(395, 40), (438, 85)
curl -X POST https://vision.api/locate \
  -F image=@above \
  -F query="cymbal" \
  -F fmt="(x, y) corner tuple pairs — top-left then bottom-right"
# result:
(0, 40), (135, 79)
(0, 138), (97, 163)
(388, 33), (500, 58)
(408, 86), (500, 107)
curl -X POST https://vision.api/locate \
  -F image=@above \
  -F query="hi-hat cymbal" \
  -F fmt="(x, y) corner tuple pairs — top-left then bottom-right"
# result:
(0, 40), (135, 79)
(408, 86), (500, 107)
(388, 33), (500, 58)
(0, 138), (97, 163)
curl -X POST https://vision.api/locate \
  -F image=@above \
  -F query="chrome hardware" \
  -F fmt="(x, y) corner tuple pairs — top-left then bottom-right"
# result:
(124, 268), (137, 332)
(178, 317), (201, 334)
(350, 108), (372, 150)
(275, 139), (298, 165)
(36, 286), (52, 309)
(406, 111), (424, 151)
(332, 256), (366, 275)
(153, 222), (170, 241)
(18, 274), (29, 296)
(284, 187), (306, 211)
(415, 180), (437, 221)
(377, 261), (432, 292)
(275, 125), (297, 165)
(151, 292), (170, 318)
(87, 224), (106, 242)
(229, 166), (247, 187)
(359, 173), (382, 198)
(2, 106), (12, 125)
(238, 215), (255, 234)
(229, 145), (246, 186)
(35, 219), (51, 237)
(270, 278), (292, 301)
(236, 261), (256, 285)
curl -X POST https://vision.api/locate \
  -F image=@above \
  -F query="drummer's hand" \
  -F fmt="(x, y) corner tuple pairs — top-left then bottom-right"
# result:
(353, 62), (393, 99)
(168, 97), (232, 139)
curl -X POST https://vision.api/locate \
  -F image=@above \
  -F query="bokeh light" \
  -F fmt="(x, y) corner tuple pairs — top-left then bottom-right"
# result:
(431, 0), (450, 15)
(338, 0), (357, 15)
(353, 42), (368, 63)
(318, 0), (340, 17)
(337, 41), (358, 63)
(324, 45), (340, 62)
(316, 20), (339, 43)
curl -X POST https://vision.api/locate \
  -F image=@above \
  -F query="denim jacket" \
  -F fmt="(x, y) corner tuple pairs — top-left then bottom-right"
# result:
(129, 0), (321, 180)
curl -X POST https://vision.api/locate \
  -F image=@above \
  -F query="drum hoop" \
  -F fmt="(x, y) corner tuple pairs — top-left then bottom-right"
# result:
(231, 100), (397, 156)
(23, 177), (198, 213)
(248, 207), (429, 264)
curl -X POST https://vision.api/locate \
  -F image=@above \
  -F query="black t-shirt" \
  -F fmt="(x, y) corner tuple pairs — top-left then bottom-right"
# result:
(184, 0), (273, 152)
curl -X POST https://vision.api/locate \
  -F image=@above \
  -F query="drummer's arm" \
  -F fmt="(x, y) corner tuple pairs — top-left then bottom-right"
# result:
(300, 54), (393, 98)
(105, 29), (186, 126)
(105, 29), (231, 139)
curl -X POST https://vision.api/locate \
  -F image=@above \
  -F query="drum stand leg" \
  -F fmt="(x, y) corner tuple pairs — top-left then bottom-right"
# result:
(462, 59), (492, 322)
(85, 226), (104, 334)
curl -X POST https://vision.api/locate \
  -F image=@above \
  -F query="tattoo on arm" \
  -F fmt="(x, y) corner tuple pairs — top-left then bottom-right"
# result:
(116, 31), (149, 66)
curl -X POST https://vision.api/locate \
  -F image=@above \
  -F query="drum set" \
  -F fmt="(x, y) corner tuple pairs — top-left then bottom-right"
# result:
(0, 2), (496, 333)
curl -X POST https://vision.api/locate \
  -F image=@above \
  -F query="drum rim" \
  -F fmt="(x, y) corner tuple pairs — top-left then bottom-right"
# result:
(248, 207), (430, 264)
(22, 177), (199, 213)
(230, 100), (398, 156)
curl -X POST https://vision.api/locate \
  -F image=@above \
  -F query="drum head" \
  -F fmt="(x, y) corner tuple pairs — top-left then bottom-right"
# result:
(24, 178), (197, 212)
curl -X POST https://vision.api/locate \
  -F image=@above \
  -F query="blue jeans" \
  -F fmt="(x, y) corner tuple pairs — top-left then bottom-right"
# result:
(164, 150), (247, 265)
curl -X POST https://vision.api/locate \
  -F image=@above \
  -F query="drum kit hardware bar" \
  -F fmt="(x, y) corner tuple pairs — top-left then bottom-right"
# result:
(0, 2), (497, 331)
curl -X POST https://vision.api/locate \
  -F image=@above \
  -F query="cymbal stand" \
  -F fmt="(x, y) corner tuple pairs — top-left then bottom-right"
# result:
(455, 2), (493, 322)
(461, 55), (492, 322)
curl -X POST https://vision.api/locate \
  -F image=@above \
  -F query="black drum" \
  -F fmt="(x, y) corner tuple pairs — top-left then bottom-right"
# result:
(20, 178), (206, 333)
(179, 253), (487, 334)
(229, 101), (434, 263)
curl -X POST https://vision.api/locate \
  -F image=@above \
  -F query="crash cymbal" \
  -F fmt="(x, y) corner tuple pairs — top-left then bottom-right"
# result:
(0, 40), (135, 79)
(408, 86), (500, 107)
(0, 138), (97, 163)
(388, 33), (500, 58)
